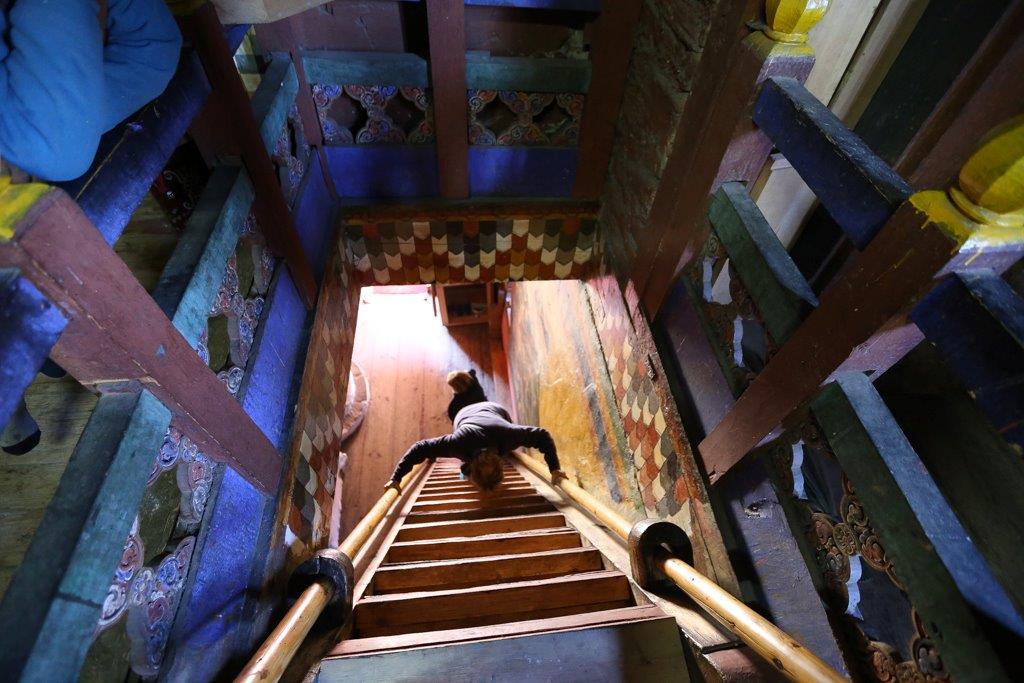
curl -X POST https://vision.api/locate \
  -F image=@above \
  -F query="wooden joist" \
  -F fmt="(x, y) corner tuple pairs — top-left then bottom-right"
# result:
(752, 77), (913, 249)
(373, 547), (604, 594)
(385, 527), (579, 563)
(354, 570), (633, 638)
(426, 0), (470, 198)
(910, 269), (1024, 451)
(395, 512), (567, 542)
(709, 182), (818, 344)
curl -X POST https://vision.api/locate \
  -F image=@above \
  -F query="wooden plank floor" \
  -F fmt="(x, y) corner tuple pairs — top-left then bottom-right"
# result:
(340, 286), (509, 539)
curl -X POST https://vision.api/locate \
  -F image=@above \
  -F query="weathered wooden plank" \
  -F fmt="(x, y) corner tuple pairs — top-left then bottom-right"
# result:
(0, 188), (282, 491)
(0, 390), (170, 680)
(709, 182), (818, 344)
(911, 269), (1024, 451)
(373, 546), (603, 593)
(192, 4), (317, 308)
(427, 0), (470, 198)
(752, 77), (913, 249)
(323, 613), (686, 682)
(572, 0), (643, 199)
(699, 192), (1024, 483)
(0, 270), (67, 431)
(152, 165), (252, 347)
(300, 50), (430, 87)
(57, 51), (211, 245)
(465, 52), (592, 93)
(878, 342), (1024, 618)
(385, 527), (579, 563)
(812, 373), (1024, 681)
(354, 570), (633, 636)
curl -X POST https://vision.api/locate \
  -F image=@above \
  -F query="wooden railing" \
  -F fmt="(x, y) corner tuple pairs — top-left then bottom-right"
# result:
(513, 453), (847, 683)
(236, 462), (427, 682)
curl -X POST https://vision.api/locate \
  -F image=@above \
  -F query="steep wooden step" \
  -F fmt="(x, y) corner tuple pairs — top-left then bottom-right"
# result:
(384, 528), (581, 563)
(353, 570), (634, 638)
(410, 493), (548, 512)
(395, 512), (566, 542)
(402, 501), (554, 524)
(422, 476), (529, 489)
(372, 547), (605, 594)
(416, 485), (535, 501)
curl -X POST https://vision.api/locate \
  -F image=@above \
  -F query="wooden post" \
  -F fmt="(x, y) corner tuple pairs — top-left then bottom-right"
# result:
(191, 3), (318, 309)
(633, 0), (829, 316)
(572, 0), (644, 199)
(425, 0), (470, 198)
(0, 184), (283, 492)
(699, 115), (1024, 483)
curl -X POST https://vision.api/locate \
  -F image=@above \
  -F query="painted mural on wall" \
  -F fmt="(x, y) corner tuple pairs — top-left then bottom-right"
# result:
(278, 241), (361, 562)
(507, 270), (736, 590)
(767, 427), (948, 682)
(344, 214), (597, 286)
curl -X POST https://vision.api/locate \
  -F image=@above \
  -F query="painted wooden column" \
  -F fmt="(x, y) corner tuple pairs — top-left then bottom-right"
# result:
(633, 0), (829, 316)
(699, 115), (1024, 483)
(0, 183), (282, 492)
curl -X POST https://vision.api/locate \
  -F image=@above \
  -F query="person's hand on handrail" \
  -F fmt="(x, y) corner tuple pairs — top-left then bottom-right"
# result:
(550, 469), (568, 486)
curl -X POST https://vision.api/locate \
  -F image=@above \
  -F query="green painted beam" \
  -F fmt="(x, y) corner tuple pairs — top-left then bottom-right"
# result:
(301, 50), (430, 88)
(709, 182), (818, 345)
(0, 390), (171, 681)
(252, 57), (299, 152)
(812, 374), (1023, 682)
(466, 52), (591, 93)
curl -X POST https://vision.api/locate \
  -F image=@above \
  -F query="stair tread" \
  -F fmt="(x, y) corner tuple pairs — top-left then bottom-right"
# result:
(330, 604), (669, 657)
(372, 546), (605, 594)
(395, 511), (566, 542)
(384, 527), (581, 563)
(410, 493), (548, 511)
(403, 501), (555, 524)
(353, 570), (635, 637)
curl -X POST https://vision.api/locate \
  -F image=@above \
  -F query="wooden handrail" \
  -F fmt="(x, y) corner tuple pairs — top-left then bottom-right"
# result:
(236, 462), (427, 683)
(514, 452), (847, 683)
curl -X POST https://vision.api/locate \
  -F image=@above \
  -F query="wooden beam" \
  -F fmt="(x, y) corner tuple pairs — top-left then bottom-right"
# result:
(0, 389), (170, 680)
(572, 0), (643, 199)
(0, 269), (67, 431)
(426, 0), (470, 198)
(0, 187), (282, 492)
(191, 4), (317, 308)
(301, 50), (429, 87)
(465, 53), (591, 93)
(911, 270), (1024, 451)
(812, 373), (1024, 680)
(752, 77), (913, 249)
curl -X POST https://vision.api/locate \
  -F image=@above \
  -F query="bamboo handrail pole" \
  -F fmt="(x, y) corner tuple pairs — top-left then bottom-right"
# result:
(513, 452), (845, 683)
(237, 462), (427, 683)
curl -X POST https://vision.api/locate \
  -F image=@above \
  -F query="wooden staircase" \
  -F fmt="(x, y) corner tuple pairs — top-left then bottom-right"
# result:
(317, 458), (688, 681)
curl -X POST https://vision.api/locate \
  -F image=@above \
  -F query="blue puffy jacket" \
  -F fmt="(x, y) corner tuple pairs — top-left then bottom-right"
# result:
(0, 0), (181, 180)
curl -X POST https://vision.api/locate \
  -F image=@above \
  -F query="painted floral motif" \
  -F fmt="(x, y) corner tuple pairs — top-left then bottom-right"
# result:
(468, 90), (583, 146)
(217, 365), (245, 395)
(311, 84), (434, 145)
(125, 536), (196, 678)
(98, 516), (144, 629)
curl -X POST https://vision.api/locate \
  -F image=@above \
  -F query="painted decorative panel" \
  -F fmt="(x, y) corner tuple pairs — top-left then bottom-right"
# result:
(583, 270), (736, 590)
(279, 241), (361, 561)
(343, 215), (597, 286)
(508, 281), (645, 522)
(273, 104), (311, 206)
(312, 84), (434, 145)
(468, 90), (583, 146)
(767, 426), (948, 682)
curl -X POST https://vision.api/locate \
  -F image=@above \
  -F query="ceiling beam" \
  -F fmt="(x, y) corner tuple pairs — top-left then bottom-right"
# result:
(426, 0), (471, 198)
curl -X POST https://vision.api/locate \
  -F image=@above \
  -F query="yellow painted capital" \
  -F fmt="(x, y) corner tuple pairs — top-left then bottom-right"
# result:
(0, 177), (52, 242)
(949, 114), (1024, 229)
(763, 0), (830, 44)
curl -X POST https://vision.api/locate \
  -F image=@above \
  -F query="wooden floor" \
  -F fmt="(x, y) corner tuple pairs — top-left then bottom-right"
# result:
(339, 286), (509, 539)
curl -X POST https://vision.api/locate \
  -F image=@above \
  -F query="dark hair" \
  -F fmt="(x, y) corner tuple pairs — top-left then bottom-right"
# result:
(446, 369), (487, 421)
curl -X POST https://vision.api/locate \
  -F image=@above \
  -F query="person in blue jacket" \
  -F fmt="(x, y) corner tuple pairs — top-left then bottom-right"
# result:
(0, 0), (181, 181)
